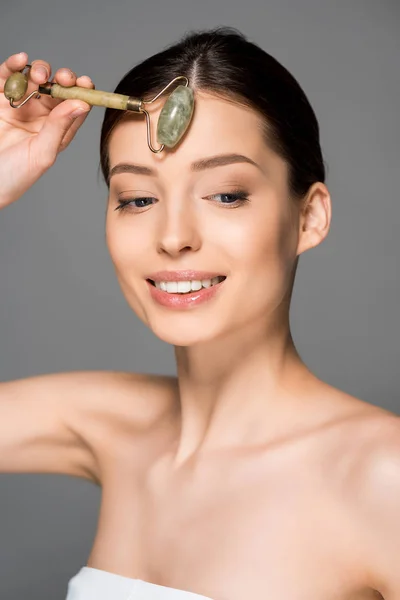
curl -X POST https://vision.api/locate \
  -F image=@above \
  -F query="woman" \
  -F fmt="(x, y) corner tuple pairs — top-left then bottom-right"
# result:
(0, 27), (399, 600)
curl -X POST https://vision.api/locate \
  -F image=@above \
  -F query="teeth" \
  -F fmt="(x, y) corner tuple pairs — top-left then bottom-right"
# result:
(177, 281), (191, 293)
(154, 276), (225, 294)
(190, 280), (203, 291)
(166, 281), (178, 293)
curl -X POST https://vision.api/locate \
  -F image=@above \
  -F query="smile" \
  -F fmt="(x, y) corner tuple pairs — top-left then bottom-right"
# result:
(146, 276), (226, 309)
(147, 275), (226, 294)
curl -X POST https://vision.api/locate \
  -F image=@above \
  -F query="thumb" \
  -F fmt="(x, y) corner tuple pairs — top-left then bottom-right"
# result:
(33, 100), (90, 165)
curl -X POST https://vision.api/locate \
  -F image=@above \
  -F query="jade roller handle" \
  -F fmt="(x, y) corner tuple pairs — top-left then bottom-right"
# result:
(38, 82), (143, 111)
(4, 71), (142, 111)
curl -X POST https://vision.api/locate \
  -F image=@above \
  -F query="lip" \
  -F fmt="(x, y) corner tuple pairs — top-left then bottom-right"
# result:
(146, 270), (226, 282)
(146, 277), (226, 309)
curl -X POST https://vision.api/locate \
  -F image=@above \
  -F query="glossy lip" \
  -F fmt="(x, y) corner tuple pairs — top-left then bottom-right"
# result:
(146, 277), (226, 309)
(146, 270), (226, 282)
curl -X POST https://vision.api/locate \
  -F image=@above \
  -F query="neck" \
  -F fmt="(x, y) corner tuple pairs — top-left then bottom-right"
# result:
(172, 316), (316, 466)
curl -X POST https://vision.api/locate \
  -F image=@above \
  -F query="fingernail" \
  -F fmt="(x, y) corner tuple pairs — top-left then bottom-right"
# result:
(71, 107), (89, 118)
(36, 66), (48, 79)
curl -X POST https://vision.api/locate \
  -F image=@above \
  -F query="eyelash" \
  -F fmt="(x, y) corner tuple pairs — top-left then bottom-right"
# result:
(114, 188), (250, 213)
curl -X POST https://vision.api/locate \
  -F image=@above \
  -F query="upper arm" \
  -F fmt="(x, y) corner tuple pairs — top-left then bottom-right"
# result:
(350, 416), (400, 599)
(0, 371), (114, 483)
(0, 370), (178, 486)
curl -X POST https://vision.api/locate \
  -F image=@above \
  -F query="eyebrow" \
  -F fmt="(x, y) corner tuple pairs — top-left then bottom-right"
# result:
(109, 153), (265, 179)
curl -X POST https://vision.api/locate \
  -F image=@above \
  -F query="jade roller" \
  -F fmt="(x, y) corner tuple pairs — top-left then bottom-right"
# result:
(4, 64), (194, 153)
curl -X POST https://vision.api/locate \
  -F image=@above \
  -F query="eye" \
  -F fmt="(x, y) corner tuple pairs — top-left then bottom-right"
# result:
(206, 190), (250, 207)
(114, 196), (156, 212)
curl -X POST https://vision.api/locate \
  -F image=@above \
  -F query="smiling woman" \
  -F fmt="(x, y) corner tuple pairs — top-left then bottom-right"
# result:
(100, 26), (328, 347)
(1, 24), (398, 600)
(88, 26), (398, 600)
(101, 26), (329, 352)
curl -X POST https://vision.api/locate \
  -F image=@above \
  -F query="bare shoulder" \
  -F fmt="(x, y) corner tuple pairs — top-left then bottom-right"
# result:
(326, 387), (399, 456)
(65, 370), (179, 484)
(301, 385), (400, 595)
(0, 370), (177, 482)
(325, 384), (400, 486)
(306, 378), (399, 444)
(66, 370), (179, 430)
(302, 380), (400, 495)
(339, 393), (400, 487)
(321, 389), (400, 597)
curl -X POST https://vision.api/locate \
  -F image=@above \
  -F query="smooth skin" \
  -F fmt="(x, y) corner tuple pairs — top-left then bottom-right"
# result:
(0, 53), (399, 600)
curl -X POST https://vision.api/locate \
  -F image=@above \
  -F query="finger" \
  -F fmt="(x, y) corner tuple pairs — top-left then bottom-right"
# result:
(52, 67), (77, 87)
(58, 76), (94, 149)
(0, 52), (29, 86)
(59, 106), (92, 151)
(75, 74), (95, 89)
(29, 59), (52, 85)
(33, 98), (90, 165)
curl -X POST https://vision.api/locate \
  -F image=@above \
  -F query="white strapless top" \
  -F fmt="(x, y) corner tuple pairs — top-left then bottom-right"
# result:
(66, 566), (214, 600)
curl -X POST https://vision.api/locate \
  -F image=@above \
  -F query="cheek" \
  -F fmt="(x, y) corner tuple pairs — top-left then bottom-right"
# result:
(227, 202), (287, 269)
(105, 212), (149, 272)
(105, 219), (127, 271)
(231, 199), (297, 300)
(105, 213), (150, 321)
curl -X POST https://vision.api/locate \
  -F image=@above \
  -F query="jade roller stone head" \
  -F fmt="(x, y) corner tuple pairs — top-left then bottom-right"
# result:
(4, 71), (29, 102)
(156, 85), (194, 148)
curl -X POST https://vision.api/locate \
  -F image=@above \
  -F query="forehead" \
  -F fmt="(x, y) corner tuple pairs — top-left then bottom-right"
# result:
(108, 92), (271, 170)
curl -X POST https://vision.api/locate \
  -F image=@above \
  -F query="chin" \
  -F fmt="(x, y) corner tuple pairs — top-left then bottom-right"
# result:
(147, 315), (224, 347)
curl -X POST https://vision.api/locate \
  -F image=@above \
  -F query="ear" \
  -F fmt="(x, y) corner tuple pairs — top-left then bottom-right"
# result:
(296, 182), (331, 256)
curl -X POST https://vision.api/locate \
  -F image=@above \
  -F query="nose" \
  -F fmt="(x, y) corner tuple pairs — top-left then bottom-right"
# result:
(156, 200), (201, 257)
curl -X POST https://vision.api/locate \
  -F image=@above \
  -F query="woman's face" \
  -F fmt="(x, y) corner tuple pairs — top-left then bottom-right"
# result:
(106, 91), (301, 346)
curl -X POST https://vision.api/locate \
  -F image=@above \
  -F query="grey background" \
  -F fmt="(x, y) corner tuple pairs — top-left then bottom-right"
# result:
(0, 0), (399, 597)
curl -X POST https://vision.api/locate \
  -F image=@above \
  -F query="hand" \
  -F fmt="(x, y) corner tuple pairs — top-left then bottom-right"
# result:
(0, 52), (94, 208)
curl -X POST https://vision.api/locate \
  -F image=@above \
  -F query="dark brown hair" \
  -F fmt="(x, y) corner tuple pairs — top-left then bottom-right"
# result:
(99, 26), (326, 199)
